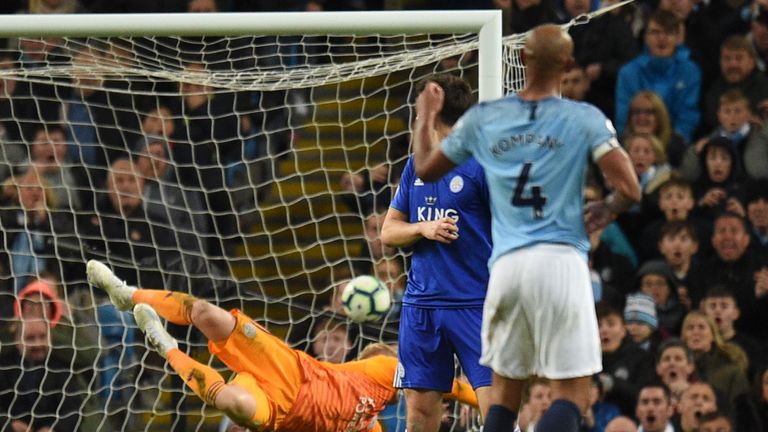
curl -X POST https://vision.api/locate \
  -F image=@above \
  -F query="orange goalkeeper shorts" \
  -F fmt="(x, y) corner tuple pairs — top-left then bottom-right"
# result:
(208, 309), (304, 427)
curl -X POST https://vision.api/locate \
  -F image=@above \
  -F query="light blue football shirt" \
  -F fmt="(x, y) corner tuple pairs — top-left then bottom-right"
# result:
(441, 95), (619, 266)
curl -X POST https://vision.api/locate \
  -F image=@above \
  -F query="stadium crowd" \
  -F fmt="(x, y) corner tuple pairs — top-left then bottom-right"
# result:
(0, 0), (767, 431)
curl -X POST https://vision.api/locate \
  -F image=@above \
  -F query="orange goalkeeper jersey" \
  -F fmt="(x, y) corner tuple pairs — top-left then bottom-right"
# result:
(276, 353), (398, 432)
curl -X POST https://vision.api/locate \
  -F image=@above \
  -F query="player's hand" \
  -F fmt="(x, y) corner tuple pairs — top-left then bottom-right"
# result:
(584, 200), (615, 233)
(415, 81), (444, 123)
(420, 217), (459, 244)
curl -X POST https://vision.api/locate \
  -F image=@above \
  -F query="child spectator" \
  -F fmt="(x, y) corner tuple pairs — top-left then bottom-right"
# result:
(626, 133), (672, 201)
(584, 374), (621, 432)
(691, 137), (747, 222)
(623, 292), (663, 356)
(656, 221), (707, 309)
(516, 378), (551, 432)
(560, 66), (590, 101)
(596, 302), (656, 416)
(683, 89), (768, 182)
(635, 260), (686, 335)
(655, 338), (697, 405)
(637, 177), (711, 262)
(700, 286), (765, 378)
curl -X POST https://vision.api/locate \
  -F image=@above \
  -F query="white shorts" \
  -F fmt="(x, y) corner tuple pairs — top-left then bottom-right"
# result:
(480, 244), (602, 380)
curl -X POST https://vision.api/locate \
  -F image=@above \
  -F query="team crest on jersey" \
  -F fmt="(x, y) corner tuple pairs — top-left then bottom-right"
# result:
(414, 178), (424, 186)
(242, 323), (257, 338)
(449, 175), (464, 193)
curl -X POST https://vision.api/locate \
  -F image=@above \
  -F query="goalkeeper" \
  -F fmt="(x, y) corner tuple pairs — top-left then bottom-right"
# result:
(86, 260), (477, 432)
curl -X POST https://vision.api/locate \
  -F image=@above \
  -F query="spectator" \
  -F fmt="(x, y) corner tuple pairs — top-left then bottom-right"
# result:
(596, 302), (656, 416)
(22, 124), (88, 211)
(585, 375), (621, 432)
(0, 52), (27, 182)
(615, 10), (701, 142)
(680, 311), (750, 410)
(673, 382), (718, 432)
(28, 0), (84, 13)
(0, 318), (88, 431)
(701, 35), (768, 134)
(657, 0), (721, 90)
(624, 292), (662, 355)
(560, 66), (591, 101)
(697, 411), (733, 432)
(353, 212), (395, 274)
(655, 221), (706, 310)
(310, 317), (353, 363)
(636, 177), (710, 265)
(373, 256), (404, 322)
(635, 383), (675, 432)
(635, 260), (686, 335)
(563, 0), (637, 119)
(134, 136), (208, 257)
(516, 378), (551, 432)
(700, 286), (765, 379)
(745, 180), (768, 252)
(605, 416), (638, 432)
(0, 168), (77, 293)
(690, 138), (746, 222)
(622, 91), (687, 168)
(625, 133), (672, 203)
(496, 0), (559, 35)
(684, 89), (768, 182)
(339, 163), (392, 215)
(699, 212), (768, 341)
(749, 5), (768, 72)
(753, 366), (768, 431)
(655, 338), (697, 405)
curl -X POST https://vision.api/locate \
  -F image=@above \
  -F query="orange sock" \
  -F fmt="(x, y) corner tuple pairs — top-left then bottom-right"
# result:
(132, 289), (196, 325)
(167, 348), (226, 406)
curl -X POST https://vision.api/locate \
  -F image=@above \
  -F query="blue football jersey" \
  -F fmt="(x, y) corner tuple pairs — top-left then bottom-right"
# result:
(441, 95), (619, 265)
(390, 156), (492, 308)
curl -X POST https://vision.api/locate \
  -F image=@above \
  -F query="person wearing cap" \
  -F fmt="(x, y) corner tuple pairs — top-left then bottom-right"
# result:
(2, 278), (99, 376)
(624, 292), (663, 357)
(636, 260), (686, 336)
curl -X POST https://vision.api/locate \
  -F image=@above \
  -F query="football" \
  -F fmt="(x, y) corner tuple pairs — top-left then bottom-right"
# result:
(341, 275), (391, 323)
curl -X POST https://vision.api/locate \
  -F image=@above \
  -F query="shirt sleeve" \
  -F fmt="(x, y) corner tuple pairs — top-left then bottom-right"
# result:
(441, 105), (481, 165)
(585, 107), (621, 162)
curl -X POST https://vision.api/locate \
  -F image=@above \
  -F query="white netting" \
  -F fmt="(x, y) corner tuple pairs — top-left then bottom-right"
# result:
(0, 25), (525, 432)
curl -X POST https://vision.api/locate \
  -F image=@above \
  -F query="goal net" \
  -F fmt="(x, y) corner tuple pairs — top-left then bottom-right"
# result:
(0, 11), (521, 432)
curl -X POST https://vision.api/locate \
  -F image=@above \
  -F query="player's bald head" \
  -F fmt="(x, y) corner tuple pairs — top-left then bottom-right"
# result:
(524, 24), (574, 78)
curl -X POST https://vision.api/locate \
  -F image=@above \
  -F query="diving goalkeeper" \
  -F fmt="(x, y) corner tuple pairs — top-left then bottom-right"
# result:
(86, 260), (477, 432)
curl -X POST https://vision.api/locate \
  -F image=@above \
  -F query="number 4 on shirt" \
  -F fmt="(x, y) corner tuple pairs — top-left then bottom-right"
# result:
(511, 162), (546, 219)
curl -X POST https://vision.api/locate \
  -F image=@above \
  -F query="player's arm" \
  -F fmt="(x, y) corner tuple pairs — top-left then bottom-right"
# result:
(380, 207), (458, 247)
(442, 379), (479, 409)
(413, 82), (457, 182)
(585, 147), (641, 232)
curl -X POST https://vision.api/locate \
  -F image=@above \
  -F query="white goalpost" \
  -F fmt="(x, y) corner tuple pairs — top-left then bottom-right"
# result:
(0, 10), (521, 432)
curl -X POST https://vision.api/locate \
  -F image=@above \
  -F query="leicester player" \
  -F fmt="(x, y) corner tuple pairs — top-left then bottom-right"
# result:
(86, 260), (477, 432)
(381, 73), (492, 432)
(412, 25), (641, 432)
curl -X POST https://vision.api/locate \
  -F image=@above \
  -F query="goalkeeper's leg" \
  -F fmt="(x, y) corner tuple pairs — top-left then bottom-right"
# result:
(134, 304), (267, 428)
(87, 260), (235, 341)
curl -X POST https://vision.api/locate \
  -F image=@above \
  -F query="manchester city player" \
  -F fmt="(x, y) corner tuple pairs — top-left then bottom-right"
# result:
(381, 74), (493, 432)
(412, 25), (641, 432)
